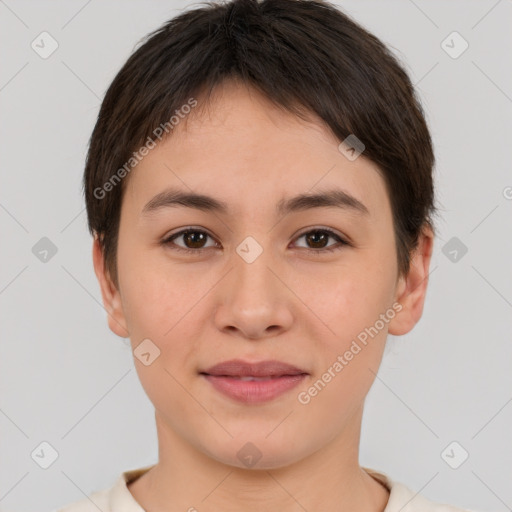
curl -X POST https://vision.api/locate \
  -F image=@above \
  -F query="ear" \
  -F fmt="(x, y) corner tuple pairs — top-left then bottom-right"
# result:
(388, 224), (434, 336)
(92, 235), (130, 338)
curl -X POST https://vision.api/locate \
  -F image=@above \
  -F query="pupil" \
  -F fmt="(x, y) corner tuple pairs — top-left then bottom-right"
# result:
(307, 231), (327, 248)
(185, 231), (205, 248)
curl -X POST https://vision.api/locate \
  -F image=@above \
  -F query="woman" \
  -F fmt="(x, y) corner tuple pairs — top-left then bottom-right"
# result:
(57, 0), (477, 510)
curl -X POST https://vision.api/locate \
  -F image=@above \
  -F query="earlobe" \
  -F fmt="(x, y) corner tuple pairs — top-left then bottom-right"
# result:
(388, 225), (434, 337)
(92, 235), (130, 338)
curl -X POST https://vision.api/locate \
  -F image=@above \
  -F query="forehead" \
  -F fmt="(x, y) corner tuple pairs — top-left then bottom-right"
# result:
(123, 81), (390, 223)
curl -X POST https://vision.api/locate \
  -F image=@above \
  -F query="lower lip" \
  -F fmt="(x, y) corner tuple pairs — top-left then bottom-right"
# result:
(202, 374), (307, 404)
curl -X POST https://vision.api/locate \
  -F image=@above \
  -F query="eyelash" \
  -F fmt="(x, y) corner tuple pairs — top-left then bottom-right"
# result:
(161, 227), (350, 255)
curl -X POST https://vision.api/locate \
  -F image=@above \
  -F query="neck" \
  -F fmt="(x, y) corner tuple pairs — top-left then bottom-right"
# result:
(128, 407), (390, 512)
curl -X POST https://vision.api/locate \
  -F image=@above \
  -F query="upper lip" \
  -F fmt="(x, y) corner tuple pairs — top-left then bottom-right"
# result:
(201, 359), (308, 377)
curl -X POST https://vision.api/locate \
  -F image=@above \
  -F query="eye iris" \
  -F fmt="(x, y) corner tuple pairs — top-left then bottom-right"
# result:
(306, 231), (329, 249)
(184, 231), (207, 248)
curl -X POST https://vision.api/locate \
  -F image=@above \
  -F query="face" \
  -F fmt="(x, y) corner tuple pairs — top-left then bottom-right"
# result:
(94, 80), (433, 470)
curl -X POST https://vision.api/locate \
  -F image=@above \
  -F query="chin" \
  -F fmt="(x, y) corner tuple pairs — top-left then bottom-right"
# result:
(199, 432), (310, 471)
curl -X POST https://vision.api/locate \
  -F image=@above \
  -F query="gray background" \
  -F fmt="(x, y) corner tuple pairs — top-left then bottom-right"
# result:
(1, 0), (511, 511)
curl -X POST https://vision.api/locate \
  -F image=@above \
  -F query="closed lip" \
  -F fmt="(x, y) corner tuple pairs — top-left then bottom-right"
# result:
(200, 359), (308, 378)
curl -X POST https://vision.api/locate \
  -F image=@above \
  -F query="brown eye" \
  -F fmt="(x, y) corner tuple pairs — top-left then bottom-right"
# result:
(181, 230), (208, 249)
(162, 228), (218, 254)
(305, 231), (330, 249)
(294, 228), (349, 253)
(162, 227), (349, 255)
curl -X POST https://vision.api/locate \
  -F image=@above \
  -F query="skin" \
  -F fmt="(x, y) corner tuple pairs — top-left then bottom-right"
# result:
(93, 79), (433, 512)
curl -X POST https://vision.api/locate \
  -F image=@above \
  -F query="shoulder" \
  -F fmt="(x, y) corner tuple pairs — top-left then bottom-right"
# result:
(52, 488), (110, 512)
(53, 487), (112, 512)
(363, 467), (480, 512)
(53, 465), (154, 512)
(388, 482), (478, 512)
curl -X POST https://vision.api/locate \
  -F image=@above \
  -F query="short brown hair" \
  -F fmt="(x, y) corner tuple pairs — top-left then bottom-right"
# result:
(84, 0), (437, 289)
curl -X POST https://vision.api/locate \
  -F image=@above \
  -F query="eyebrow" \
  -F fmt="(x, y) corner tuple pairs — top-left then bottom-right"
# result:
(140, 186), (370, 218)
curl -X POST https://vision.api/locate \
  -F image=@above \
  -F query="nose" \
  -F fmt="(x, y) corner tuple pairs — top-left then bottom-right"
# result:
(213, 243), (294, 340)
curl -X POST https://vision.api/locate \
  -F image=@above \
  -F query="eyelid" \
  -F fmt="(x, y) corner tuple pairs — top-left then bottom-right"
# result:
(162, 226), (350, 254)
(162, 226), (219, 253)
(292, 227), (351, 253)
(294, 226), (350, 244)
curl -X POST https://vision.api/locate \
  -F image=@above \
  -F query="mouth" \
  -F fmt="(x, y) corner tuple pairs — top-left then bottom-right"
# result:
(200, 359), (308, 378)
(199, 359), (309, 404)
(216, 375), (287, 381)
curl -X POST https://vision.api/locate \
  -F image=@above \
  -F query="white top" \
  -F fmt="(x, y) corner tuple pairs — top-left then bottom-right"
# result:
(54, 465), (477, 512)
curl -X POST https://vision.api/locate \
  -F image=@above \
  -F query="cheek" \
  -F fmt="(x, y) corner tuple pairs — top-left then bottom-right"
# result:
(299, 276), (390, 416)
(299, 265), (392, 389)
(119, 249), (207, 338)
(120, 263), (205, 401)
(305, 266), (390, 335)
